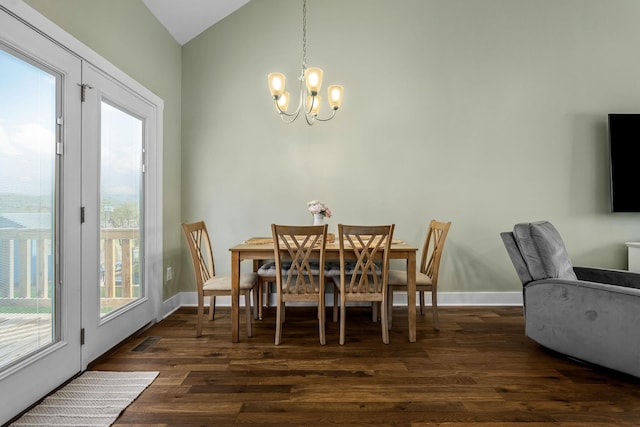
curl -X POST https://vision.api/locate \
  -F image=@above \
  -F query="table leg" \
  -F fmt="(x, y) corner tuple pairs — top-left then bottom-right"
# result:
(231, 251), (240, 343)
(407, 252), (417, 342)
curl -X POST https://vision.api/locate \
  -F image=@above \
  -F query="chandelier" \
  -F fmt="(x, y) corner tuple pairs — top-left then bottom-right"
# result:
(267, 0), (344, 125)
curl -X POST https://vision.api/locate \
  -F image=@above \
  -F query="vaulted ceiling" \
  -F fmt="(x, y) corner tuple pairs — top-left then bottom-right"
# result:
(142, 0), (250, 45)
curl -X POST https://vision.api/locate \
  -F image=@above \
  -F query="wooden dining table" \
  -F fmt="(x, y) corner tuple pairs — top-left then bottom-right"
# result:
(229, 237), (419, 343)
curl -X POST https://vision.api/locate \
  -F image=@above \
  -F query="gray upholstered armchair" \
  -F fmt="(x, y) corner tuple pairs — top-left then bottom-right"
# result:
(501, 221), (640, 378)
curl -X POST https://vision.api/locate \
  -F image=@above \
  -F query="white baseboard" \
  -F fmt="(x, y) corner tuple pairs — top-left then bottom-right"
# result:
(390, 291), (523, 306)
(160, 292), (188, 319)
(160, 291), (523, 317)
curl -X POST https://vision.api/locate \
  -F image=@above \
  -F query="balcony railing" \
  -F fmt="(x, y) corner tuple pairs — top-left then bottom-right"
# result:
(0, 227), (141, 368)
(100, 228), (141, 300)
(0, 228), (140, 302)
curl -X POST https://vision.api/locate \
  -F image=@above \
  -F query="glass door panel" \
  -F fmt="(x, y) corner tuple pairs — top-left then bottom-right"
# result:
(0, 48), (57, 369)
(81, 61), (153, 366)
(0, 9), (81, 422)
(99, 101), (143, 316)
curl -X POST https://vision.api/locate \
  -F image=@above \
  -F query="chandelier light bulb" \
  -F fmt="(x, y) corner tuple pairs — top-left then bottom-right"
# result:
(328, 85), (344, 110)
(268, 72), (286, 97)
(277, 91), (290, 112)
(305, 67), (323, 95)
(306, 95), (321, 115)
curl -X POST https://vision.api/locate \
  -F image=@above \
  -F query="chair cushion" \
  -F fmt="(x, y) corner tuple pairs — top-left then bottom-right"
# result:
(388, 269), (433, 287)
(203, 272), (257, 291)
(325, 262), (382, 277)
(513, 221), (577, 281)
(324, 262), (341, 277)
(338, 275), (384, 293)
(257, 261), (289, 278)
(259, 261), (333, 277)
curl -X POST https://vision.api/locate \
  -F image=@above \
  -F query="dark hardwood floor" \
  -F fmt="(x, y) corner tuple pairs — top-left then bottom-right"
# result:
(90, 305), (640, 426)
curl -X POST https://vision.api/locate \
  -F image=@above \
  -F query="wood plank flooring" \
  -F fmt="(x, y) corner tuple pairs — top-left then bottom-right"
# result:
(89, 306), (640, 426)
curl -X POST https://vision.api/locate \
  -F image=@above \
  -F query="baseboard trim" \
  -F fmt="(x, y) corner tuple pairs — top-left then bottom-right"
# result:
(390, 291), (523, 306)
(160, 291), (523, 317)
(160, 292), (187, 319)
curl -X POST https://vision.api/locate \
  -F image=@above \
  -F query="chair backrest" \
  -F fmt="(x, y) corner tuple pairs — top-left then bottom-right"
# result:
(338, 224), (395, 295)
(500, 231), (534, 285)
(501, 221), (577, 285)
(420, 220), (451, 284)
(182, 221), (215, 292)
(271, 224), (328, 296)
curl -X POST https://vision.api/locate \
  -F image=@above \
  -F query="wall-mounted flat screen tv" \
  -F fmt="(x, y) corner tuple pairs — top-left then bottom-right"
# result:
(609, 113), (640, 212)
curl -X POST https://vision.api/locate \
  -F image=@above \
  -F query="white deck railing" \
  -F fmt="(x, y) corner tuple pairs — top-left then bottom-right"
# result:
(0, 228), (140, 301)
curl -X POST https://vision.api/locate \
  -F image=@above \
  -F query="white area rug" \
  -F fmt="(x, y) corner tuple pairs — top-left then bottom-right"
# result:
(11, 370), (159, 427)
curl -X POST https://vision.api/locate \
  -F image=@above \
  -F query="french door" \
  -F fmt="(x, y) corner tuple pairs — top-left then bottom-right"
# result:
(0, 8), (82, 423)
(0, 4), (162, 424)
(80, 62), (156, 366)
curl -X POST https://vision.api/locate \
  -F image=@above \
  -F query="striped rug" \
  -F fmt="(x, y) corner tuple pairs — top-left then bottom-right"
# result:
(10, 371), (159, 426)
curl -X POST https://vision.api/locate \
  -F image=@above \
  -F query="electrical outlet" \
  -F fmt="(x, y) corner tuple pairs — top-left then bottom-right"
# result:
(166, 266), (173, 281)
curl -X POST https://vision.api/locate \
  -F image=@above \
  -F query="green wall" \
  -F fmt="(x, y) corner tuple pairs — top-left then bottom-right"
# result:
(181, 0), (640, 295)
(25, 0), (184, 300)
(25, 0), (640, 301)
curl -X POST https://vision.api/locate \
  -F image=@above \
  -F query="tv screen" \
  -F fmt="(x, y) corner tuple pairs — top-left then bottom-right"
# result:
(609, 113), (640, 212)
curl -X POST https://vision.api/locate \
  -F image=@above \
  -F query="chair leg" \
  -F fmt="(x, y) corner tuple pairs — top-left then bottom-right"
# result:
(319, 293), (326, 345)
(333, 283), (339, 323)
(265, 281), (272, 308)
(380, 298), (389, 344)
(275, 299), (283, 345)
(244, 290), (253, 337)
(419, 291), (425, 316)
(196, 294), (204, 337)
(209, 295), (215, 320)
(387, 288), (394, 330)
(339, 295), (347, 345)
(432, 289), (439, 330)
(256, 281), (263, 320)
(254, 286), (263, 321)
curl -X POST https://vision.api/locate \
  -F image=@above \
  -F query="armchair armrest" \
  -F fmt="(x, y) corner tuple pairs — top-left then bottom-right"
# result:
(573, 266), (640, 289)
(523, 277), (640, 377)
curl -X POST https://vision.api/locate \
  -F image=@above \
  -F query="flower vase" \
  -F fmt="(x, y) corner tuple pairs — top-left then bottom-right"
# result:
(313, 213), (324, 225)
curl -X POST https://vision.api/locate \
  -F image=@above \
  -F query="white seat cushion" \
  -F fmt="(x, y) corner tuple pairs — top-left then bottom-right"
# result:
(203, 272), (257, 291)
(388, 269), (433, 287)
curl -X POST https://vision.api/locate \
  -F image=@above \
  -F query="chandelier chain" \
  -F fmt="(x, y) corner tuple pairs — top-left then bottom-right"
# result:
(302, 0), (307, 71)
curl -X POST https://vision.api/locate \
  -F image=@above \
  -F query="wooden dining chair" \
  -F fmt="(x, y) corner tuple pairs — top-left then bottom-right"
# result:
(182, 221), (258, 338)
(388, 219), (451, 330)
(271, 224), (328, 345)
(335, 224), (395, 345)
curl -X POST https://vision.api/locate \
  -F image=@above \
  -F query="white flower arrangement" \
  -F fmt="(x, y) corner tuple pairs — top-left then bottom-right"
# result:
(307, 200), (332, 218)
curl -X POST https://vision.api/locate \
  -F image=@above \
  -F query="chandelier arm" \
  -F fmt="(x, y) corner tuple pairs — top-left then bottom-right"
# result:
(273, 99), (299, 120)
(313, 109), (337, 122)
(305, 94), (317, 115)
(274, 75), (306, 119)
(304, 112), (316, 125)
(280, 109), (302, 124)
(274, 98), (302, 118)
